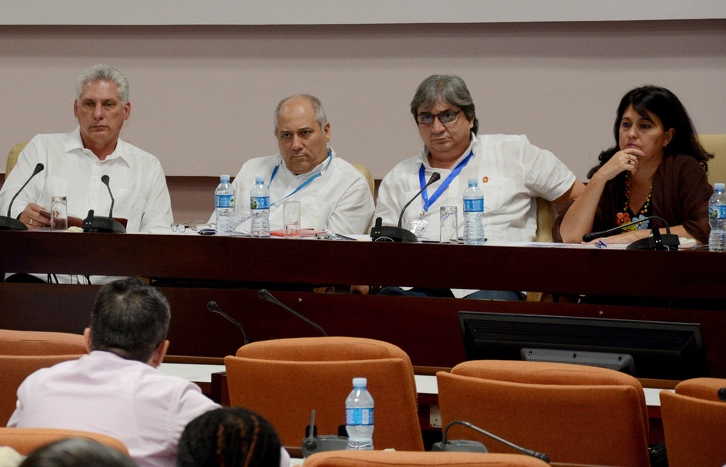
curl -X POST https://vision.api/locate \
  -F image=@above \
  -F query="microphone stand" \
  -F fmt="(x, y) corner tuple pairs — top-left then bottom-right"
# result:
(82, 175), (126, 233)
(582, 215), (679, 251)
(0, 162), (45, 231)
(370, 172), (441, 242)
(432, 420), (550, 463)
(258, 289), (327, 336)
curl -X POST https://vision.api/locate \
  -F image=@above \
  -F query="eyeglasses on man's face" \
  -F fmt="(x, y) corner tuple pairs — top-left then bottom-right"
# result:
(416, 109), (461, 126)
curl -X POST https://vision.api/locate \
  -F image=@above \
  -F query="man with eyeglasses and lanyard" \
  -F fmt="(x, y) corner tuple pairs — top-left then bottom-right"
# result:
(374, 74), (584, 300)
(218, 94), (374, 235)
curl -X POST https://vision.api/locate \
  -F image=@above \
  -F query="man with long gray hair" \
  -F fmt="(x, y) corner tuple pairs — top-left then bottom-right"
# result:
(375, 74), (584, 299)
(8, 278), (219, 467)
(212, 94), (374, 235)
(0, 64), (172, 236)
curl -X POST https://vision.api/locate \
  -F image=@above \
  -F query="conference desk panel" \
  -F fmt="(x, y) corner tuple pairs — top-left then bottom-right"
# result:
(1, 231), (724, 375)
(1, 231), (724, 298)
(2, 283), (726, 376)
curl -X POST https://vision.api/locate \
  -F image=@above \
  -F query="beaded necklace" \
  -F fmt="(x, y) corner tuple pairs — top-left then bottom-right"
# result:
(615, 172), (652, 229)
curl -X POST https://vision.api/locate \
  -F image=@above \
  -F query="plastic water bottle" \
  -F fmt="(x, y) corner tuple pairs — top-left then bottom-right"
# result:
(214, 175), (235, 233)
(463, 179), (485, 245)
(250, 176), (270, 237)
(345, 377), (374, 450)
(709, 182), (726, 251)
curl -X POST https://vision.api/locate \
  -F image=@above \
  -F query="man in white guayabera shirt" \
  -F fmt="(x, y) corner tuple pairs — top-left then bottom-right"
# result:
(374, 74), (584, 299)
(214, 94), (374, 235)
(0, 64), (172, 284)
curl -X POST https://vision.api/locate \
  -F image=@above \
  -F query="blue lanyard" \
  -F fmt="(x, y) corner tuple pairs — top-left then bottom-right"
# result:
(418, 151), (474, 212)
(269, 151), (332, 205)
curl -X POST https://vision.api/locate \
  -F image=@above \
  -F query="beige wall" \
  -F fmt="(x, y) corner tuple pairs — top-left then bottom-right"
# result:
(1, 20), (725, 221)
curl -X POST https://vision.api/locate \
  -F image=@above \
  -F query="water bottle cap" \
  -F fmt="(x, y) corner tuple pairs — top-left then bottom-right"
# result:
(255, 176), (264, 184)
(715, 182), (725, 191)
(220, 174), (230, 183)
(352, 377), (367, 388)
(467, 179), (478, 187)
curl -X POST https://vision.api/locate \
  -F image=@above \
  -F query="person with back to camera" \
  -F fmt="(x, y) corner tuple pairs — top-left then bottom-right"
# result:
(558, 85), (713, 245)
(177, 407), (290, 467)
(8, 278), (219, 467)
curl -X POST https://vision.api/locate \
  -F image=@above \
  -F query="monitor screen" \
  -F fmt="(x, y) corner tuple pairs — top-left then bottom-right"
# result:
(458, 311), (705, 379)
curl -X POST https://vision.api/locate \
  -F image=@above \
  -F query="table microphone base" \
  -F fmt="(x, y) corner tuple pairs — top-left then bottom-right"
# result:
(370, 225), (417, 243)
(0, 216), (27, 231)
(627, 233), (679, 251)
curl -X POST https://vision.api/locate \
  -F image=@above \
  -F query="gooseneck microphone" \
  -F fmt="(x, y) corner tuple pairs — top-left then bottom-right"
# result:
(101, 175), (115, 218)
(582, 215), (678, 251)
(371, 172), (441, 242)
(0, 162), (44, 231)
(257, 289), (327, 336)
(432, 420), (550, 463)
(82, 175), (126, 233)
(397, 172), (441, 228)
(207, 300), (250, 346)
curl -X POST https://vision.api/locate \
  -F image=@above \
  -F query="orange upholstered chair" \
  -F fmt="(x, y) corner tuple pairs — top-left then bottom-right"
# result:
(224, 337), (423, 451)
(0, 354), (81, 425)
(303, 450), (549, 467)
(437, 360), (650, 467)
(0, 427), (128, 455)
(0, 329), (87, 355)
(660, 377), (726, 467)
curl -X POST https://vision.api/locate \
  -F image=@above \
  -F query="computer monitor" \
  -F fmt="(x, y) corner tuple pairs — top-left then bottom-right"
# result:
(458, 311), (706, 379)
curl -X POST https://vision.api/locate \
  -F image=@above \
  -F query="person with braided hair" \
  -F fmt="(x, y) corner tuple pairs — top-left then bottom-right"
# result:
(177, 407), (290, 467)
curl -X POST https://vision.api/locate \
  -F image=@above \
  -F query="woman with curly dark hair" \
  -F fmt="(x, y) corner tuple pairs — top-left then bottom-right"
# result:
(177, 407), (288, 467)
(559, 85), (713, 245)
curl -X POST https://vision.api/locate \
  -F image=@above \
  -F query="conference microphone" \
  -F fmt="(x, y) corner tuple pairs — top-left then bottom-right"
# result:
(207, 300), (250, 346)
(432, 420), (550, 463)
(582, 215), (679, 251)
(82, 175), (126, 233)
(101, 175), (115, 218)
(257, 289), (328, 336)
(370, 172), (441, 242)
(301, 409), (348, 457)
(0, 162), (44, 231)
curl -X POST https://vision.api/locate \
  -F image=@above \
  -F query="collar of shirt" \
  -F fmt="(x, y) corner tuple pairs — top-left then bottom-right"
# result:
(418, 133), (478, 173)
(64, 128), (132, 167)
(275, 147), (335, 182)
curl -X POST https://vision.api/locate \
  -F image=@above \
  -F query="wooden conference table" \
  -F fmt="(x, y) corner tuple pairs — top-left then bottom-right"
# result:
(0, 230), (725, 376)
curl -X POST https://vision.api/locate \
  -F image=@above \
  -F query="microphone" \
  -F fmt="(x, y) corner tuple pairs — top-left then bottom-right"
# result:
(101, 175), (115, 218)
(0, 162), (44, 231)
(432, 420), (550, 463)
(301, 409), (348, 457)
(82, 175), (126, 233)
(207, 300), (250, 346)
(257, 289), (327, 336)
(370, 172), (441, 242)
(582, 215), (679, 251)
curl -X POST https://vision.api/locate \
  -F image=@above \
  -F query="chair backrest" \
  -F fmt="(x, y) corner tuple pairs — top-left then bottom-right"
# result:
(352, 163), (376, 196)
(303, 450), (550, 467)
(659, 377), (726, 467)
(0, 329), (87, 355)
(700, 134), (726, 185)
(5, 143), (26, 177)
(0, 427), (128, 455)
(225, 337), (423, 451)
(437, 360), (650, 467)
(673, 376), (725, 401)
(0, 355), (81, 425)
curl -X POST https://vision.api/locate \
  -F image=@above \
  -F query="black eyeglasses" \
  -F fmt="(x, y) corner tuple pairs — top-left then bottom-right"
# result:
(416, 109), (461, 126)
